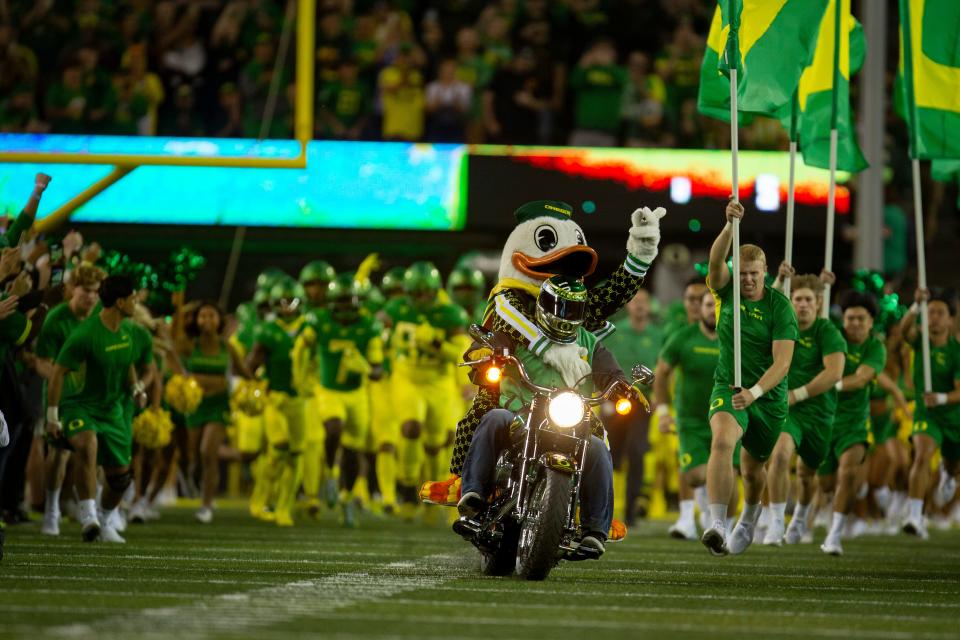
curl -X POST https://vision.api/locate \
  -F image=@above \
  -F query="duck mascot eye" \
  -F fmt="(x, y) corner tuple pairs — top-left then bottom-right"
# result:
(448, 199), (667, 476)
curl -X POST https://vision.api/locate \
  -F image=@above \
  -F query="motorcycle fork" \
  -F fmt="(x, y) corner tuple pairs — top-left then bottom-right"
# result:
(514, 395), (545, 516)
(565, 423), (589, 531)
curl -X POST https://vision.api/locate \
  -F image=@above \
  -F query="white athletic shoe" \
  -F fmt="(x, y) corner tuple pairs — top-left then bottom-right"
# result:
(324, 478), (339, 509)
(129, 499), (160, 524)
(99, 523), (126, 544)
(80, 517), (101, 543)
(701, 520), (728, 556)
(934, 467), (957, 509)
(902, 516), (929, 540)
(845, 518), (867, 540)
(762, 519), (785, 547)
(195, 507), (213, 524)
(668, 518), (699, 541)
(784, 516), (806, 545)
(62, 498), (80, 523)
(109, 508), (127, 533)
(800, 530), (815, 544)
(41, 511), (60, 536)
(820, 534), (843, 556)
(726, 521), (755, 555)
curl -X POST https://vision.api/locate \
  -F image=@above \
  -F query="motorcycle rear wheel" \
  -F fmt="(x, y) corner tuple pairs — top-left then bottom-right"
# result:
(515, 468), (571, 580)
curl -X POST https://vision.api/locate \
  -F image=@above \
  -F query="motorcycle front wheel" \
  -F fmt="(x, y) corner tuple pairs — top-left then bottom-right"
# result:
(515, 468), (571, 581)
(478, 523), (519, 576)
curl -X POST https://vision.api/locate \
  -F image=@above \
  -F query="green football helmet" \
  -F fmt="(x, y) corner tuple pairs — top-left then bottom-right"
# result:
(536, 275), (587, 344)
(446, 266), (486, 308)
(299, 260), (336, 285)
(256, 267), (287, 291)
(252, 288), (271, 308)
(270, 277), (304, 314)
(327, 272), (362, 323)
(381, 266), (407, 299)
(403, 261), (442, 295)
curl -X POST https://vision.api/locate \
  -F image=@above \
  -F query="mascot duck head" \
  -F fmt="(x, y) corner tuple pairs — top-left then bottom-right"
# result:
(498, 200), (598, 286)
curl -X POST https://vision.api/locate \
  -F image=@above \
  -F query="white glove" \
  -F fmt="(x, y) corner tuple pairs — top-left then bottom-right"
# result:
(542, 342), (592, 388)
(0, 409), (9, 448)
(626, 206), (667, 265)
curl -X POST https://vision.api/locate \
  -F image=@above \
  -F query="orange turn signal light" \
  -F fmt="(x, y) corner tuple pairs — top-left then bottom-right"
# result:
(615, 398), (633, 415)
(485, 366), (503, 384)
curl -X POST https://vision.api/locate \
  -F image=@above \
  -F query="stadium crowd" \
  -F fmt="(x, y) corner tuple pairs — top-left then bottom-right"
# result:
(0, 0), (785, 149)
(0, 172), (958, 561)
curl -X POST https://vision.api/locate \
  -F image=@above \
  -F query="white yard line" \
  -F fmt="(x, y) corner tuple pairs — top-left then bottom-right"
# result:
(45, 554), (464, 640)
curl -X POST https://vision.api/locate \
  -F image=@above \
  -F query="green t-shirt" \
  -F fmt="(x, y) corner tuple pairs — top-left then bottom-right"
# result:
(319, 81), (370, 130)
(0, 294), (30, 363)
(604, 320), (664, 392)
(383, 296), (468, 376)
(912, 335), (960, 425)
(56, 314), (137, 416)
(660, 322), (720, 426)
(124, 320), (154, 371)
(313, 311), (383, 391)
(501, 327), (598, 411)
(36, 303), (86, 402)
(253, 315), (309, 395)
(835, 333), (886, 428)
(788, 318), (847, 420)
(712, 280), (798, 406)
(570, 64), (628, 133)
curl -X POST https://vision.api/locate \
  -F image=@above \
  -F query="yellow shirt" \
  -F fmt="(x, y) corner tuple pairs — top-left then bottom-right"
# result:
(378, 66), (424, 140)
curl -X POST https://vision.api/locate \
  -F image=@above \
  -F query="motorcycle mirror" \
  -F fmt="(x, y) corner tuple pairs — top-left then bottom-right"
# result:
(631, 364), (655, 386)
(468, 323), (492, 346)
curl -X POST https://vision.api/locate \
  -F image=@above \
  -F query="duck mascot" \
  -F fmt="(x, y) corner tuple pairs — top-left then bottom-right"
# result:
(446, 199), (666, 476)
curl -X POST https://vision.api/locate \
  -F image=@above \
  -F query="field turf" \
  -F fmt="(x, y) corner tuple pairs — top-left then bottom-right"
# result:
(2, 504), (959, 640)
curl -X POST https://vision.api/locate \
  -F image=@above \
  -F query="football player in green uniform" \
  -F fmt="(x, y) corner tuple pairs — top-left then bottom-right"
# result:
(702, 199), (797, 556)
(817, 291), (887, 555)
(446, 265), (487, 326)
(765, 272), (846, 545)
(246, 277), (311, 527)
(44, 276), (147, 543)
(655, 288), (723, 540)
(36, 264), (107, 536)
(304, 273), (384, 526)
(901, 288), (960, 539)
(299, 260), (336, 312)
(381, 262), (469, 511)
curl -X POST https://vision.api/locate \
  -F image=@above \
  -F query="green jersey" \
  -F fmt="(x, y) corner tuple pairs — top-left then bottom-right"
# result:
(253, 315), (309, 395)
(604, 321), (664, 393)
(0, 294), (30, 363)
(788, 318), (847, 419)
(912, 336), (960, 425)
(659, 323), (720, 426)
(712, 279), (798, 406)
(37, 303), (86, 397)
(835, 333), (886, 428)
(313, 311), (384, 391)
(383, 296), (468, 378)
(56, 314), (137, 416)
(501, 328), (598, 412)
(124, 320), (155, 371)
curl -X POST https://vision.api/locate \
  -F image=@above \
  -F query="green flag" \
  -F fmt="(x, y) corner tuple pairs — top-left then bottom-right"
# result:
(697, 5), (753, 124)
(717, 0), (830, 115)
(898, 0), (960, 159)
(791, 0), (868, 173)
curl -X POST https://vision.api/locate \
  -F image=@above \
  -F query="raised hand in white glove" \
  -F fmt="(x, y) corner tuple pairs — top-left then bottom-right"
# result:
(542, 342), (592, 388)
(626, 206), (667, 265)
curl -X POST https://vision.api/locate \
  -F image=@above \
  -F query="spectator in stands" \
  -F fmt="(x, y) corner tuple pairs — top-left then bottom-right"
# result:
(316, 10), (352, 86)
(425, 58), (471, 142)
(350, 13), (380, 83)
(110, 70), (149, 136)
(0, 84), (45, 133)
(569, 38), (627, 148)
(483, 47), (543, 145)
(239, 35), (289, 138)
(76, 45), (116, 135)
(0, 24), (37, 99)
(419, 12), (446, 80)
(45, 60), (88, 134)
(122, 44), (165, 136)
(454, 27), (492, 143)
(212, 82), (243, 138)
(655, 17), (703, 129)
(318, 58), (371, 140)
(479, 14), (513, 72)
(159, 84), (206, 137)
(378, 43), (424, 142)
(672, 97), (705, 149)
(621, 51), (667, 148)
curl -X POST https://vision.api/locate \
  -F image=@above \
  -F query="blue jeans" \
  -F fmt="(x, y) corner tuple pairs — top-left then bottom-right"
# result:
(461, 408), (614, 536)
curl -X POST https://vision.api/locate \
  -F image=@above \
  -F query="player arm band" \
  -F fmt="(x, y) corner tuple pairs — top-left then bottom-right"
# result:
(655, 404), (670, 418)
(792, 386), (809, 402)
(748, 385), (764, 400)
(46, 406), (59, 423)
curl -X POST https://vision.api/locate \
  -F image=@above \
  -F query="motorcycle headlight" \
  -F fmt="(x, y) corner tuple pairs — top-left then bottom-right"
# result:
(547, 391), (585, 429)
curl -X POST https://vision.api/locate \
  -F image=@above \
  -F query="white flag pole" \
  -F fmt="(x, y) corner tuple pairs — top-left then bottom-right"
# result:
(784, 140), (797, 298)
(730, 66), (742, 389)
(821, 128), (838, 318)
(912, 158), (933, 392)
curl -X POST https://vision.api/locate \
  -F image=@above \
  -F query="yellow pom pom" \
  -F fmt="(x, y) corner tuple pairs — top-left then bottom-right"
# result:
(164, 374), (203, 415)
(133, 407), (175, 449)
(231, 379), (268, 416)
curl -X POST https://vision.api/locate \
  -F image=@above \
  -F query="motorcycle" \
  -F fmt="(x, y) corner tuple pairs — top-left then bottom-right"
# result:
(453, 324), (654, 580)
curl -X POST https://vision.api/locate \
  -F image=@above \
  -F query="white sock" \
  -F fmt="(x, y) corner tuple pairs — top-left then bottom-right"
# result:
(770, 502), (787, 525)
(856, 482), (869, 500)
(740, 502), (761, 526)
(757, 505), (770, 527)
(726, 516), (738, 531)
(694, 486), (708, 516)
(873, 486), (892, 511)
(709, 503), (727, 525)
(679, 499), (695, 524)
(99, 506), (117, 527)
(907, 498), (924, 521)
(122, 482), (135, 505)
(79, 498), (97, 523)
(793, 503), (810, 525)
(828, 512), (846, 539)
(890, 491), (907, 517)
(45, 489), (61, 515)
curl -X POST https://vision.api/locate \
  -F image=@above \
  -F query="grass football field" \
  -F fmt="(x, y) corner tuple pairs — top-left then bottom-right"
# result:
(3, 504), (959, 640)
